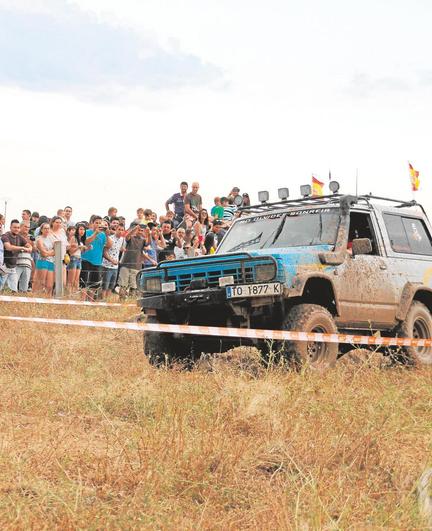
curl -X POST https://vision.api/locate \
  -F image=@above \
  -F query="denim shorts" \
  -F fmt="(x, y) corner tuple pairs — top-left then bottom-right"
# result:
(36, 259), (55, 272)
(67, 256), (82, 270)
(102, 267), (118, 291)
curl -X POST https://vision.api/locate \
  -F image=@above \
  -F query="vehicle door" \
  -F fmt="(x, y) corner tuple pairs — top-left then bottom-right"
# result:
(334, 210), (399, 328)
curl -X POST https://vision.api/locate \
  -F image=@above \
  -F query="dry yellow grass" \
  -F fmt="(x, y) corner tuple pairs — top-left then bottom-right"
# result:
(1, 300), (432, 529)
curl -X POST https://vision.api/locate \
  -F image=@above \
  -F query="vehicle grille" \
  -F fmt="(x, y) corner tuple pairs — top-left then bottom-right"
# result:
(166, 264), (255, 291)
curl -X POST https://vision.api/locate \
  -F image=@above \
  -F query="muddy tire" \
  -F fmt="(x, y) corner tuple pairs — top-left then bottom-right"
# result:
(398, 301), (432, 365)
(143, 316), (179, 366)
(283, 304), (338, 369)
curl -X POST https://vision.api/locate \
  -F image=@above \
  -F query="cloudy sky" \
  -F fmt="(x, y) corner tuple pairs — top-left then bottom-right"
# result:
(1, 0), (432, 222)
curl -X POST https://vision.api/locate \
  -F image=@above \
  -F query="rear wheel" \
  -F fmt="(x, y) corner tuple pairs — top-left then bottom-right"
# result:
(283, 304), (338, 369)
(398, 301), (432, 365)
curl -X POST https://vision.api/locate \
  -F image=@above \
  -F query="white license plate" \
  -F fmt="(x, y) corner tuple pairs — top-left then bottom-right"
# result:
(226, 282), (282, 299)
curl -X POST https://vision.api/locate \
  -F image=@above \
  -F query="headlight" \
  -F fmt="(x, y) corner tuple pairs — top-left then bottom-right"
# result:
(145, 277), (162, 293)
(255, 263), (276, 282)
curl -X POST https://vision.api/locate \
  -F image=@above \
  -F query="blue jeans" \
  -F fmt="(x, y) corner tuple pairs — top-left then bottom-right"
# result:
(0, 268), (18, 292)
(102, 267), (118, 291)
(16, 266), (31, 292)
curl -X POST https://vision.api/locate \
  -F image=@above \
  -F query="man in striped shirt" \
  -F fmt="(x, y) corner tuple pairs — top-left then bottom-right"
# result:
(221, 197), (236, 223)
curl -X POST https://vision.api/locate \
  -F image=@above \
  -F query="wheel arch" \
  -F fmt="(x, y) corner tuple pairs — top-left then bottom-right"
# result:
(396, 282), (432, 321)
(289, 273), (340, 316)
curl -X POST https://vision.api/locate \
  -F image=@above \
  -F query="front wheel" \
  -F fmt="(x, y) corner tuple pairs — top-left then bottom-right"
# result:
(283, 304), (338, 369)
(143, 316), (180, 366)
(398, 301), (432, 365)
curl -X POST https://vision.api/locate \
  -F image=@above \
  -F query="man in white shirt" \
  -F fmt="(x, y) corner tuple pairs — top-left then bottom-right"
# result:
(101, 223), (125, 299)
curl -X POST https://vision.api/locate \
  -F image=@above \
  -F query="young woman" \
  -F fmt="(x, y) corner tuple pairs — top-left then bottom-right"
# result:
(191, 233), (206, 256)
(242, 193), (251, 207)
(66, 224), (85, 293)
(192, 208), (209, 246)
(34, 223), (55, 294)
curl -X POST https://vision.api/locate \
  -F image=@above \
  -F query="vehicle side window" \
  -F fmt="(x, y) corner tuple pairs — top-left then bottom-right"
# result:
(383, 214), (432, 255)
(348, 212), (378, 255)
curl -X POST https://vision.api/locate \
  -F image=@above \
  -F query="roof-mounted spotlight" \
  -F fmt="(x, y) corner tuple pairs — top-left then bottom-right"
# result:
(278, 187), (289, 201)
(258, 190), (269, 204)
(329, 180), (340, 194)
(300, 184), (312, 197)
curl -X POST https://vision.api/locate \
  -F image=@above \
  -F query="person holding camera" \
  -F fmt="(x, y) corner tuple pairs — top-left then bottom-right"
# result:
(119, 223), (155, 299)
(80, 216), (112, 300)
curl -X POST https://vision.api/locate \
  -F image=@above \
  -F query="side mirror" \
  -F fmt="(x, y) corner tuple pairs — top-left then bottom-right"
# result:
(351, 238), (372, 256)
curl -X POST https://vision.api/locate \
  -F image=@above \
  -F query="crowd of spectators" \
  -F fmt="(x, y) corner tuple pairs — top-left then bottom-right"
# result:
(0, 182), (250, 300)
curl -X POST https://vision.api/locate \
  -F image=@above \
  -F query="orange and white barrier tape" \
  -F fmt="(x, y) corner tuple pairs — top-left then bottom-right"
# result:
(0, 314), (429, 347)
(0, 295), (135, 308)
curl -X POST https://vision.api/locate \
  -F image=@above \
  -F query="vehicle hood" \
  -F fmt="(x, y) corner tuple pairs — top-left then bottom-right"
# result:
(246, 245), (334, 281)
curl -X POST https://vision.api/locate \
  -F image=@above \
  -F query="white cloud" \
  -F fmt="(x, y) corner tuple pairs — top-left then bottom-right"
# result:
(0, 1), (223, 98)
(2, 0), (432, 222)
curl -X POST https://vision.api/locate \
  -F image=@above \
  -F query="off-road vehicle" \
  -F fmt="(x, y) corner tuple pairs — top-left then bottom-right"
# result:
(138, 185), (432, 367)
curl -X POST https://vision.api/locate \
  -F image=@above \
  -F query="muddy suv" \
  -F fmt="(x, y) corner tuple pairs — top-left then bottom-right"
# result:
(138, 192), (432, 367)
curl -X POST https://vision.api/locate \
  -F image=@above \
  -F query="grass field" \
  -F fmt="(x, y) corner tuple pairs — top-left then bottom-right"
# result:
(1, 300), (432, 529)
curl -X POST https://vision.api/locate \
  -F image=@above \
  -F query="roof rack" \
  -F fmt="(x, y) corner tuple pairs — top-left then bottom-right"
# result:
(239, 194), (343, 214)
(355, 195), (427, 217)
(239, 193), (427, 217)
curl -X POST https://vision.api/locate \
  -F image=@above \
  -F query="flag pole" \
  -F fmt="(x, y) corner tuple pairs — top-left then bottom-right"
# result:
(355, 168), (358, 196)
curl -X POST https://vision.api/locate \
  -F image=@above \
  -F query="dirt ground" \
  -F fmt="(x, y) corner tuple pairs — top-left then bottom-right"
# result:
(1, 300), (432, 529)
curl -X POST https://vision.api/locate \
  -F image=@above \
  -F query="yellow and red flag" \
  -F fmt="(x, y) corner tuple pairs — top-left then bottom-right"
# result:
(409, 162), (420, 192)
(312, 175), (324, 197)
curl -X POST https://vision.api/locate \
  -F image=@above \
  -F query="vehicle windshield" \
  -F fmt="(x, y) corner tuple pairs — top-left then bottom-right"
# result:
(217, 208), (340, 253)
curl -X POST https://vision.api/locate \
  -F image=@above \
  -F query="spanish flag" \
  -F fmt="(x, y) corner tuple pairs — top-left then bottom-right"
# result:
(409, 162), (420, 192)
(312, 175), (324, 197)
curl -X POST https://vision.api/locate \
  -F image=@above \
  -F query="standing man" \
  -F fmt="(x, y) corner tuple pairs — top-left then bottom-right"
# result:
(80, 216), (112, 300)
(16, 221), (35, 292)
(184, 182), (202, 226)
(22, 210), (32, 224)
(64, 206), (75, 227)
(1, 219), (32, 292)
(165, 181), (188, 227)
(118, 224), (156, 299)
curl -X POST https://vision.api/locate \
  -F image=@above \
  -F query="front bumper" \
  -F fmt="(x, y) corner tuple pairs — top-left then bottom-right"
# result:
(139, 288), (227, 310)
(139, 286), (284, 312)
